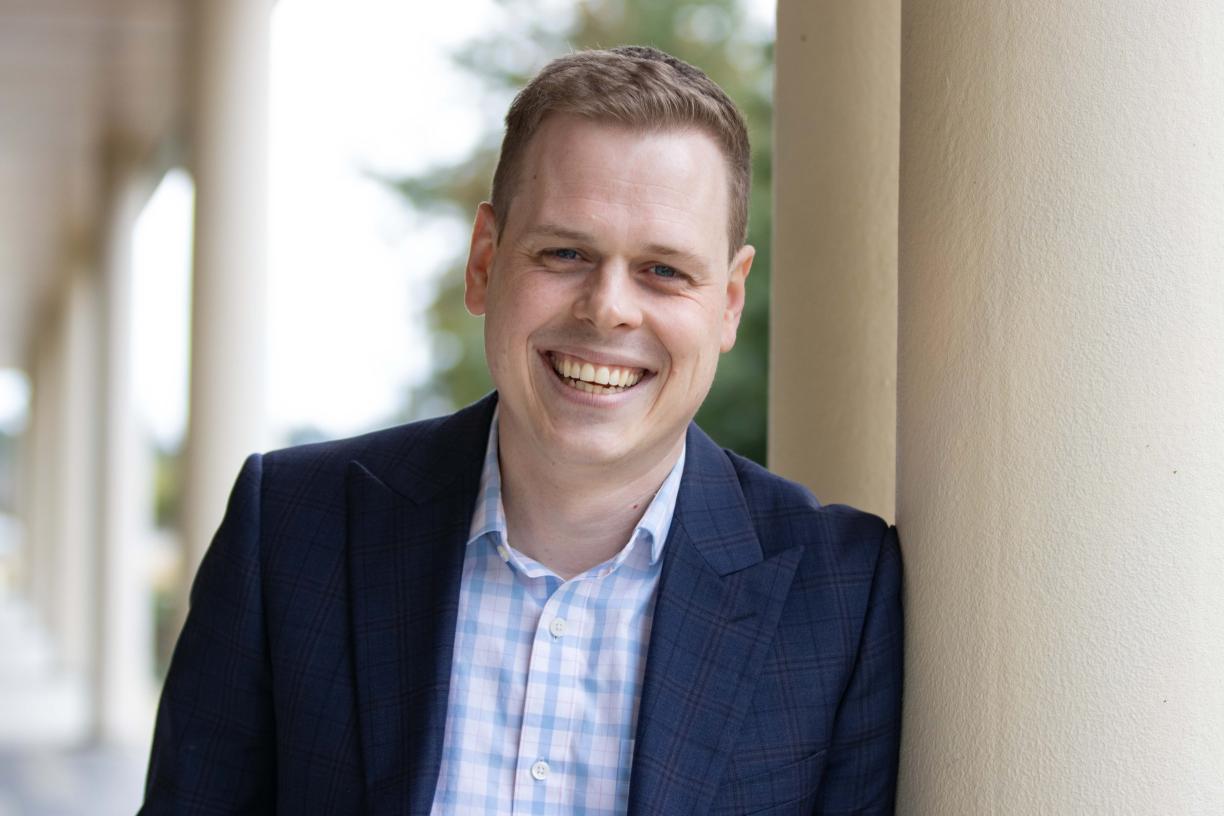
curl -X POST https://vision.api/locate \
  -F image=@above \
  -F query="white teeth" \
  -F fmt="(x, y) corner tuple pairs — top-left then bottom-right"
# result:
(549, 353), (647, 394)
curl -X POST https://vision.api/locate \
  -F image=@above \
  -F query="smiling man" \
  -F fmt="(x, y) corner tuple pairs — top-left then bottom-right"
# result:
(141, 47), (903, 816)
(467, 110), (751, 581)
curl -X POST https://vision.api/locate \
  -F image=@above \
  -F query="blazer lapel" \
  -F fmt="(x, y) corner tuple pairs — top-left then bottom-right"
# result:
(628, 425), (803, 816)
(347, 395), (497, 815)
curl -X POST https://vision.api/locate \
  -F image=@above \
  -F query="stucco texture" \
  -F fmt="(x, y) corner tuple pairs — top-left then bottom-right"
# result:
(896, 1), (1224, 813)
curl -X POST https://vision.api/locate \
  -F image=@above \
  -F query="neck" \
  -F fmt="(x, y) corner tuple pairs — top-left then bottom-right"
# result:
(496, 417), (684, 580)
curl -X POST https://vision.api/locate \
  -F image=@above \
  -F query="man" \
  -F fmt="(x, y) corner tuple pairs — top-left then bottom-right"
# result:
(142, 46), (902, 815)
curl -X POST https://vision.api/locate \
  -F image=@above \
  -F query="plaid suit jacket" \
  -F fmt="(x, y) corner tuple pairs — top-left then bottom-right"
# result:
(142, 393), (903, 815)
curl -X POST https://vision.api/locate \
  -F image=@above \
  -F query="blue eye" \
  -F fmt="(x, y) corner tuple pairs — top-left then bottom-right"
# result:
(650, 264), (678, 278)
(550, 248), (581, 261)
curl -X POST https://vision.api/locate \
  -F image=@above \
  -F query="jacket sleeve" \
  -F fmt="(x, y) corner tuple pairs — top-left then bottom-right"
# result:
(815, 525), (904, 814)
(141, 454), (277, 814)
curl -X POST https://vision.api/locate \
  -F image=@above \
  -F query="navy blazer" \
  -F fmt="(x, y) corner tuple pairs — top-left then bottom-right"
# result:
(142, 394), (902, 815)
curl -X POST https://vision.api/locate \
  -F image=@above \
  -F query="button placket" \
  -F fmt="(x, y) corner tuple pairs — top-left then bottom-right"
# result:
(515, 584), (575, 807)
(538, 582), (574, 643)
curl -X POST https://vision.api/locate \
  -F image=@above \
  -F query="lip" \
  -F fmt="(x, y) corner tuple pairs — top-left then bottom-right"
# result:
(537, 350), (655, 405)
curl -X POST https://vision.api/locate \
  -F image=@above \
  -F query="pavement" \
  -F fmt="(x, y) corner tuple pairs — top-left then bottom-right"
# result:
(0, 585), (150, 815)
(0, 745), (146, 816)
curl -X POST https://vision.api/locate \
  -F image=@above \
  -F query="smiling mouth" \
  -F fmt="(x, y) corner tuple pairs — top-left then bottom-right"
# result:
(547, 352), (650, 395)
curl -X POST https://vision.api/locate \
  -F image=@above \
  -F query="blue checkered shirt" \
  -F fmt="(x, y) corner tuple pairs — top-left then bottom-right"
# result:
(429, 410), (685, 815)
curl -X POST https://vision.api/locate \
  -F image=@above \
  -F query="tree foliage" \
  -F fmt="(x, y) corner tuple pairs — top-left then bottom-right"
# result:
(390, 0), (773, 463)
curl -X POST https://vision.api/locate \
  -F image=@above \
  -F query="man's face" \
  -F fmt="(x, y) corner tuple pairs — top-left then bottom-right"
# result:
(464, 115), (753, 470)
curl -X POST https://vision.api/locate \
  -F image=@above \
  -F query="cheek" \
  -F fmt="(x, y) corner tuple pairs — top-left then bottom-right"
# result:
(656, 311), (724, 381)
(484, 286), (554, 365)
(481, 300), (519, 380)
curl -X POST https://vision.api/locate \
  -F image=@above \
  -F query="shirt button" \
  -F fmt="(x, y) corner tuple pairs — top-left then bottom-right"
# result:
(548, 617), (567, 638)
(530, 760), (550, 781)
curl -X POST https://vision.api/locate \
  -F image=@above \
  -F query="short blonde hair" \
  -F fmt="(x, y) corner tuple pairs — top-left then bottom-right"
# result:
(491, 46), (751, 255)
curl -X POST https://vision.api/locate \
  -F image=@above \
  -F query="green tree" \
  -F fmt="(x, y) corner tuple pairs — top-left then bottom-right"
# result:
(391, 0), (772, 463)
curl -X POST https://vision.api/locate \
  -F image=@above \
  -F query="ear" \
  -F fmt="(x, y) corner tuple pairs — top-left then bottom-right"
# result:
(464, 202), (499, 316)
(720, 244), (754, 352)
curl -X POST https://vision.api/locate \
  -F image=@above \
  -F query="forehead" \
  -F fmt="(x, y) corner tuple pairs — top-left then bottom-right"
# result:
(512, 116), (730, 256)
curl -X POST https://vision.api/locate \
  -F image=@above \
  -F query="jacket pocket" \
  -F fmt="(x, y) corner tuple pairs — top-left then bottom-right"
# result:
(711, 748), (828, 816)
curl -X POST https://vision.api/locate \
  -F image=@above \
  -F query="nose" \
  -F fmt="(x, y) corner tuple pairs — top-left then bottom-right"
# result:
(572, 262), (643, 330)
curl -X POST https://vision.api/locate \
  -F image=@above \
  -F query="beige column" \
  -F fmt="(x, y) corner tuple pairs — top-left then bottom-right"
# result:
(16, 272), (103, 679)
(6, 309), (91, 746)
(897, 2), (1224, 813)
(52, 269), (101, 676)
(770, 0), (899, 519)
(181, 0), (270, 590)
(93, 172), (154, 742)
(25, 323), (63, 630)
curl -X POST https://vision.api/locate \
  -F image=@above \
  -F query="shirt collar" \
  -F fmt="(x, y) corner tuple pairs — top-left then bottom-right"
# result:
(466, 406), (685, 568)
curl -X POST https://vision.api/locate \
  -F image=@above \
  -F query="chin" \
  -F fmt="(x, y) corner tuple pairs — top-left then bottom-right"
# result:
(550, 431), (638, 466)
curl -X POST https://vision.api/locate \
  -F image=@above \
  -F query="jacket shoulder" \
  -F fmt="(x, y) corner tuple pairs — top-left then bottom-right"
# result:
(261, 413), (449, 488)
(239, 415), (460, 573)
(722, 448), (893, 565)
(259, 394), (496, 505)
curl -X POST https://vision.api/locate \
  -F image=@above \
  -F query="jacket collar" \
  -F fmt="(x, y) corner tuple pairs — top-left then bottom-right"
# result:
(346, 394), (496, 814)
(627, 423), (803, 816)
(370, 392), (499, 505)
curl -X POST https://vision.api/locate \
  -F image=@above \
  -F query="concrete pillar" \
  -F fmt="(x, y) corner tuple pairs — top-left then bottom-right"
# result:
(770, 0), (899, 520)
(25, 325), (62, 629)
(93, 173), (154, 743)
(181, 0), (270, 590)
(897, 2), (1224, 812)
(52, 269), (101, 676)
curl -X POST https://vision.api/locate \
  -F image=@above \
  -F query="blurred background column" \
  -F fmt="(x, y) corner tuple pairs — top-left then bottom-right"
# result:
(180, 0), (271, 609)
(50, 263), (101, 681)
(896, 1), (1224, 812)
(24, 324), (63, 637)
(1, 262), (98, 745)
(769, 0), (899, 520)
(94, 165), (155, 743)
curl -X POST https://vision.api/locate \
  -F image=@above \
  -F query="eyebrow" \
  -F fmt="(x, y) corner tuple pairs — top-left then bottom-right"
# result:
(522, 224), (596, 244)
(643, 243), (705, 267)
